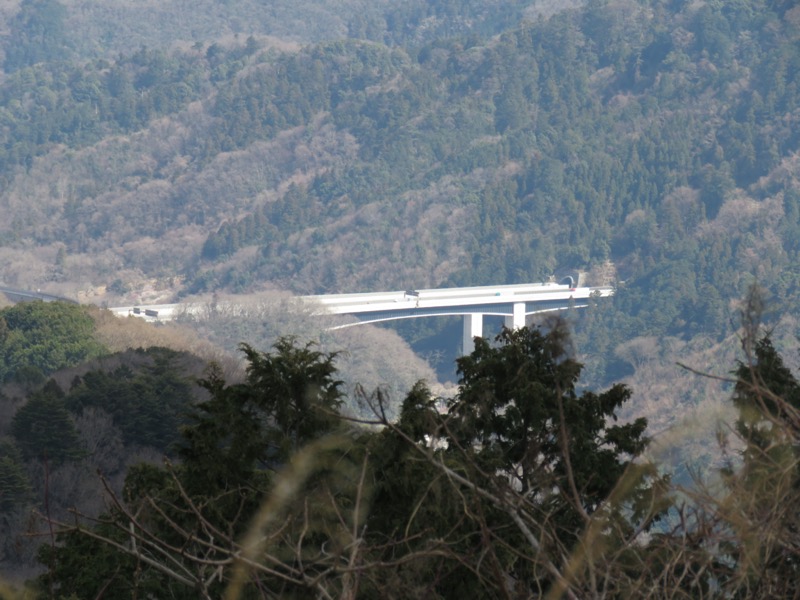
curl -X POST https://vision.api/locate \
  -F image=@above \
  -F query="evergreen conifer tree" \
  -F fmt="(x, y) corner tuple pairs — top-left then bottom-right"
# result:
(11, 380), (83, 464)
(721, 334), (800, 597)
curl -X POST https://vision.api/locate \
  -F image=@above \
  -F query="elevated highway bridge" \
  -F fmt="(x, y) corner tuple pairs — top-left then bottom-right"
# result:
(304, 282), (613, 353)
(109, 282), (614, 354)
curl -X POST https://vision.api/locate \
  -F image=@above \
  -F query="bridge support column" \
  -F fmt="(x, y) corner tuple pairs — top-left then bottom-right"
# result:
(504, 302), (527, 330)
(463, 313), (483, 355)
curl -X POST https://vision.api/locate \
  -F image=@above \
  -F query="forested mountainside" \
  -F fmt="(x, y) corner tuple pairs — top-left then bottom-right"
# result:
(2, 6), (800, 369)
(0, 0), (562, 65)
(1, 0), (799, 384)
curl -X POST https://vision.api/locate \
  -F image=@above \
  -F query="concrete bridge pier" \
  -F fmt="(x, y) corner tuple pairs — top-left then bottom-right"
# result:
(463, 302), (527, 355)
(463, 313), (483, 355)
(504, 302), (526, 330)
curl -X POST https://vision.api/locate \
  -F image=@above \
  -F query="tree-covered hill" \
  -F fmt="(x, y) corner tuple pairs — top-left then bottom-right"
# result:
(0, 0), (544, 66)
(8, 319), (800, 599)
(0, 1), (799, 423)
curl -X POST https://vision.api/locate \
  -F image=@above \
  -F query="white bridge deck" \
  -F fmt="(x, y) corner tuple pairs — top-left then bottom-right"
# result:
(306, 282), (612, 316)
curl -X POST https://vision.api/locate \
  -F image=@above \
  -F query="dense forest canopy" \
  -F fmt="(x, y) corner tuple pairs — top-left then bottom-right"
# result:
(19, 325), (670, 598)
(3, 314), (799, 598)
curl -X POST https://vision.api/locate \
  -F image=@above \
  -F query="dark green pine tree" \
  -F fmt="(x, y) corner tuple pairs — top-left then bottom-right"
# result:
(0, 438), (31, 512)
(721, 334), (800, 598)
(494, 78), (529, 133)
(37, 337), (348, 599)
(178, 337), (344, 495)
(176, 361), (271, 502)
(449, 323), (655, 513)
(11, 380), (83, 465)
(364, 382), (445, 537)
(448, 323), (663, 596)
(365, 322), (666, 599)
(732, 335), (800, 443)
(236, 337), (344, 457)
(3, 0), (71, 72)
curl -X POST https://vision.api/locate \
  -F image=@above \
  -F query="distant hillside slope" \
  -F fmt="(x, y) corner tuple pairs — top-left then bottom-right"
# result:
(0, 0), (798, 385)
(0, 0), (540, 64)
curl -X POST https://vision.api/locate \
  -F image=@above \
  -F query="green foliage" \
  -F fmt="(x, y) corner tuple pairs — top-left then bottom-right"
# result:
(719, 333), (800, 597)
(0, 47), (206, 182)
(451, 325), (650, 507)
(179, 337), (344, 492)
(65, 347), (199, 452)
(35, 520), (142, 600)
(730, 333), (800, 481)
(176, 362), (273, 501)
(0, 0), (796, 355)
(364, 382), (444, 536)
(238, 338), (344, 449)
(0, 302), (106, 383)
(733, 335), (800, 442)
(36, 322), (800, 598)
(36, 336), (350, 598)
(364, 324), (665, 598)
(5, 0), (800, 593)
(11, 380), (83, 464)
(0, 439), (32, 512)
(175, 0), (798, 314)
(3, 0), (70, 73)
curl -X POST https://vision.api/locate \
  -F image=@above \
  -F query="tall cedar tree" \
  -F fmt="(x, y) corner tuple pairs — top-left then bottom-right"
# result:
(37, 337), (346, 599)
(365, 323), (665, 599)
(35, 328), (664, 598)
(721, 335), (800, 597)
(449, 324), (657, 531)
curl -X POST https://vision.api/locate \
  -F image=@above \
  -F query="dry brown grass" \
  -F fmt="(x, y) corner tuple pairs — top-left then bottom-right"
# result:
(88, 305), (238, 375)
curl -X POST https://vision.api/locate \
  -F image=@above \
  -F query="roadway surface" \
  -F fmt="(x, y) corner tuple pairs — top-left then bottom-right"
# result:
(0, 285), (77, 304)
